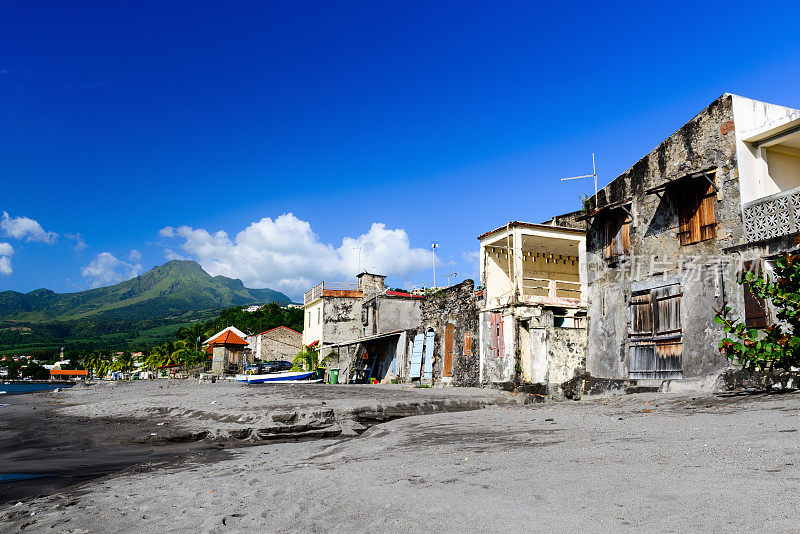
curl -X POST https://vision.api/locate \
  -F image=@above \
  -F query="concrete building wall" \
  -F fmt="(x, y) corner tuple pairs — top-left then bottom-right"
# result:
(586, 94), (743, 380)
(320, 296), (362, 360)
(302, 300), (323, 346)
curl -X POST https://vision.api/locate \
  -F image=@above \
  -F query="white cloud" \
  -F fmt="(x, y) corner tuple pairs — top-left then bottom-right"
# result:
(0, 242), (13, 275)
(81, 252), (143, 287)
(1, 212), (58, 243)
(129, 249), (142, 262)
(65, 233), (87, 251)
(159, 213), (430, 297)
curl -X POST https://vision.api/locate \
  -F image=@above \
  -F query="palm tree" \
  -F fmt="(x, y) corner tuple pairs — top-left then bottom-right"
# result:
(112, 351), (135, 373)
(292, 347), (320, 371)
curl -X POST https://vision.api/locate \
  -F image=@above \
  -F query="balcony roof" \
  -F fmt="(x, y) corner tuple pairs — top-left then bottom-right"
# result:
(477, 221), (584, 241)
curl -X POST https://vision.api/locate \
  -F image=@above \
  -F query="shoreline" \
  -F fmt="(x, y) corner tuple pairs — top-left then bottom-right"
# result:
(0, 390), (223, 505)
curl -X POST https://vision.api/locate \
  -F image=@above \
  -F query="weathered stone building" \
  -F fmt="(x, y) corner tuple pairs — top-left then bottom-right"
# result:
(477, 222), (588, 391)
(251, 326), (302, 362)
(584, 94), (800, 384)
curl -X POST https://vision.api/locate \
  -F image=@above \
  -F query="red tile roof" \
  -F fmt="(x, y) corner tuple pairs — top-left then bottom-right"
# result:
(208, 330), (249, 347)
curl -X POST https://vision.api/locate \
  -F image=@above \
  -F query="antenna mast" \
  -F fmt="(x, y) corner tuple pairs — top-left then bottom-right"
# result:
(560, 153), (598, 210)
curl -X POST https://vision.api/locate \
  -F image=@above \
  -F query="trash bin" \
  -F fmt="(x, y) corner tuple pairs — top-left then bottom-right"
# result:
(330, 368), (339, 385)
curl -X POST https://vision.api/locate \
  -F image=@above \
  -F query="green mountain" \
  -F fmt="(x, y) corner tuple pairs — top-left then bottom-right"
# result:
(0, 260), (292, 354)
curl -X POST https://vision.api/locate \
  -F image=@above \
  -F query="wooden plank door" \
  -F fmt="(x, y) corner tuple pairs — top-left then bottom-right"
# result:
(443, 323), (455, 377)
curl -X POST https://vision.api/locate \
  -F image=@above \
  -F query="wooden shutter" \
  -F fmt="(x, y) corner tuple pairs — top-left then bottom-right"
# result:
(603, 220), (613, 260)
(443, 323), (455, 377)
(742, 260), (769, 329)
(423, 330), (435, 379)
(678, 180), (716, 246)
(653, 284), (682, 336)
(629, 291), (653, 338)
(604, 212), (632, 261)
(490, 313), (504, 358)
(620, 216), (631, 256)
(409, 333), (424, 378)
(698, 182), (717, 241)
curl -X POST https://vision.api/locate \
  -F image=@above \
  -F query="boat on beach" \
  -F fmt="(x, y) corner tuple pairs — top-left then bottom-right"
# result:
(235, 370), (317, 384)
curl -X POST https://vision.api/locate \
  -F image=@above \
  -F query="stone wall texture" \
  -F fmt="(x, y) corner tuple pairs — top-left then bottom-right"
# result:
(586, 94), (741, 380)
(256, 327), (302, 362)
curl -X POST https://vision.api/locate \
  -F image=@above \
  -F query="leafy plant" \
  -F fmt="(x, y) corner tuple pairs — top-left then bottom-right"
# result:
(292, 346), (320, 371)
(579, 194), (592, 213)
(715, 253), (800, 372)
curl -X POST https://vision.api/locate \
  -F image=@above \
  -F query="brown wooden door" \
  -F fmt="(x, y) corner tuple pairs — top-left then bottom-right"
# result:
(629, 284), (683, 379)
(443, 323), (455, 377)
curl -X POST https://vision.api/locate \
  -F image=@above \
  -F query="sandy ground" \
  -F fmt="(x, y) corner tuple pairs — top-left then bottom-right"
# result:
(3, 384), (800, 533)
(51, 380), (514, 440)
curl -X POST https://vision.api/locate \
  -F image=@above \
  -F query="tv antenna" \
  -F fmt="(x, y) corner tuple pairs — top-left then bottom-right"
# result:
(442, 271), (457, 287)
(560, 153), (598, 210)
(352, 247), (362, 273)
(431, 242), (439, 289)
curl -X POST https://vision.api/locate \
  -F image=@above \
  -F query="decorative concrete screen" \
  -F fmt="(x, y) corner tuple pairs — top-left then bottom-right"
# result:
(742, 187), (800, 243)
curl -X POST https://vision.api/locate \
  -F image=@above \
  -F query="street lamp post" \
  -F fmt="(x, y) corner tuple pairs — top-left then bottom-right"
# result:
(431, 242), (439, 290)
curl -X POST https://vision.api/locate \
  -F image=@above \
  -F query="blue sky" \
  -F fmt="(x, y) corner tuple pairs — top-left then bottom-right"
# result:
(2, 1), (800, 300)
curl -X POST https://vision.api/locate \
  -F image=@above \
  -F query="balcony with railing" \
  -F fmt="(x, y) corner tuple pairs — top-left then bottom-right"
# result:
(742, 185), (800, 243)
(303, 281), (361, 306)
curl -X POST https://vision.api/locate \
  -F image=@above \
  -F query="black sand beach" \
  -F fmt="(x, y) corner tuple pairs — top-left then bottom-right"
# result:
(0, 391), (220, 505)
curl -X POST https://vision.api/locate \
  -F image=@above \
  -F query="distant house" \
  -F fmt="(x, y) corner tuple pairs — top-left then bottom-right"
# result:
(208, 330), (251, 375)
(250, 326), (302, 362)
(301, 276), (366, 361)
(204, 326), (249, 345)
(244, 305), (262, 313)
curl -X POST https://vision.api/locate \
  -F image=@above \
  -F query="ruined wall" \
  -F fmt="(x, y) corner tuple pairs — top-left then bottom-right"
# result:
(541, 209), (587, 230)
(587, 94), (742, 380)
(376, 297), (422, 335)
(545, 326), (586, 384)
(479, 308), (516, 385)
(417, 280), (480, 386)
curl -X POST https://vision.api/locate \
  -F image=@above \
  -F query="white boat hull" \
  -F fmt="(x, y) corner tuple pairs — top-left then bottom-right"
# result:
(235, 371), (316, 383)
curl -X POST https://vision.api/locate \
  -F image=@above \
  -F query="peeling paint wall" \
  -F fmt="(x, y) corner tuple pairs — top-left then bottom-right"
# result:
(586, 94), (742, 380)
(320, 296), (362, 360)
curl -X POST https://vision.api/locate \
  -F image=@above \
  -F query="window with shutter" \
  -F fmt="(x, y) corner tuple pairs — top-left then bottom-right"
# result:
(629, 284), (683, 379)
(603, 211), (632, 261)
(443, 323), (455, 377)
(463, 332), (473, 355)
(489, 313), (504, 358)
(742, 260), (769, 329)
(678, 181), (716, 246)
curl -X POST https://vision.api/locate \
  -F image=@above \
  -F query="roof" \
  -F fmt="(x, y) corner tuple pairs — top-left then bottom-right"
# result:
(575, 198), (633, 221)
(50, 369), (88, 376)
(257, 325), (302, 336)
(208, 330), (249, 347)
(477, 221), (585, 241)
(328, 330), (404, 348)
(203, 326), (248, 345)
(385, 290), (423, 298)
(306, 340), (319, 348)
